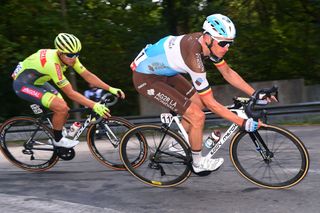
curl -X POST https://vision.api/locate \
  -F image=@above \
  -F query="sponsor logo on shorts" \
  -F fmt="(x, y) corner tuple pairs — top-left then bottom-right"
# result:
(40, 50), (47, 67)
(195, 77), (204, 86)
(186, 87), (195, 96)
(147, 89), (155, 96)
(55, 63), (63, 80)
(138, 83), (147, 89)
(21, 86), (43, 99)
(154, 92), (177, 111)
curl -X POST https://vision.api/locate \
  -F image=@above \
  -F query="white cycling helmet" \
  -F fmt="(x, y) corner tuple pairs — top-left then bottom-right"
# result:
(203, 14), (236, 39)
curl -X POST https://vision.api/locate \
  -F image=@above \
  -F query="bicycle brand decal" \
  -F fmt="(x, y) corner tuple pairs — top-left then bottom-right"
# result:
(74, 117), (91, 139)
(222, 124), (238, 142)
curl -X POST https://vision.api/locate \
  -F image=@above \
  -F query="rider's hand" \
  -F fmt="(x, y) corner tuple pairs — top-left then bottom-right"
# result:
(93, 103), (110, 118)
(242, 118), (259, 132)
(258, 93), (278, 103)
(109, 86), (125, 99)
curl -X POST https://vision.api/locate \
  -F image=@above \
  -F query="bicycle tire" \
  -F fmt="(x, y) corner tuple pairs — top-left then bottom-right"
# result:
(0, 116), (59, 171)
(230, 125), (309, 189)
(87, 116), (143, 170)
(120, 124), (192, 187)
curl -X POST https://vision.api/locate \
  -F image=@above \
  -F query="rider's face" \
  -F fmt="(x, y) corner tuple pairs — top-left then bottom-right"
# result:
(59, 52), (78, 66)
(211, 39), (230, 58)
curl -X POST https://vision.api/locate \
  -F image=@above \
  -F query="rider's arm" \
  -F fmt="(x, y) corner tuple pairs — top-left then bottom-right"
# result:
(79, 70), (111, 91)
(80, 70), (125, 98)
(60, 84), (96, 108)
(187, 69), (245, 126)
(200, 92), (244, 126)
(215, 60), (255, 96)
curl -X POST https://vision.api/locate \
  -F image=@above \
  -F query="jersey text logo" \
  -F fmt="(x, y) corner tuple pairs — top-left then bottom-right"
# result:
(55, 63), (63, 80)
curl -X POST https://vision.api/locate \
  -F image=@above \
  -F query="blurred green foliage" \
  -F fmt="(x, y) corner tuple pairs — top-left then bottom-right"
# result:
(0, 0), (319, 121)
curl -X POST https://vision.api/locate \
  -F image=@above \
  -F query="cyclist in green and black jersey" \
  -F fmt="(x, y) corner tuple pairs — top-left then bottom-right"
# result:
(12, 33), (125, 148)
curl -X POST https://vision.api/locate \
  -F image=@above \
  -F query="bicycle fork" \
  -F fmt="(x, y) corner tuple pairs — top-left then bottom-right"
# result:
(248, 131), (274, 163)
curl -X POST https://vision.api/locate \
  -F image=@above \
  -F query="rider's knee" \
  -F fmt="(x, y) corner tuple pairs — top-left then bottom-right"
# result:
(51, 99), (69, 114)
(184, 104), (205, 128)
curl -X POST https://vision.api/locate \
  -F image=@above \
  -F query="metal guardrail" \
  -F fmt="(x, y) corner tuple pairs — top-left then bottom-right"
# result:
(123, 101), (320, 125)
(1, 102), (320, 128)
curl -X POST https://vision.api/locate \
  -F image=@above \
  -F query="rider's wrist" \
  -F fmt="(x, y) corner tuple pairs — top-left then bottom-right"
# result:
(240, 119), (247, 130)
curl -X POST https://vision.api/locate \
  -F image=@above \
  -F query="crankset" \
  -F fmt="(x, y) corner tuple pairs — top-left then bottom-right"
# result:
(56, 147), (75, 160)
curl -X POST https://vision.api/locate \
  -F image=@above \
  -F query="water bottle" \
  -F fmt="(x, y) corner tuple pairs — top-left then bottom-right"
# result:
(68, 122), (81, 137)
(202, 130), (221, 157)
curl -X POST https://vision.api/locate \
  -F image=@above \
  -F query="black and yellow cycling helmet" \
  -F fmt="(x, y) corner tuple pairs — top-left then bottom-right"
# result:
(54, 33), (82, 53)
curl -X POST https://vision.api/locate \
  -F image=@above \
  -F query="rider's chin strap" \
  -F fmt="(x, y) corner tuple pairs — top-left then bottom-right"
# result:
(204, 33), (220, 62)
(203, 33), (221, 63)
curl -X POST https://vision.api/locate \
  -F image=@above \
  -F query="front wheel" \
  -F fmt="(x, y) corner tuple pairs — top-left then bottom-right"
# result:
(0, 116), (59, 171)
(230, 125), (309, 189)
(120, 124), (192, 187)
(87, 116), (139, 170)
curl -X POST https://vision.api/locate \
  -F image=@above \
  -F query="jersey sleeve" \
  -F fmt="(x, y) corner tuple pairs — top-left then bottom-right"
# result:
(73, 58), (87, 74)
(48, 63), (70, 88)
(181, 36), (212, 96)
(188, 70), (212, 96)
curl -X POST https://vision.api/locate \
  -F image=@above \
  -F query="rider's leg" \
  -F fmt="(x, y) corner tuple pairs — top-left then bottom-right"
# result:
(40, 92), (69, 142)
(132, 72), (223, 171)
(49, 96), (69, 131)
(44, 94), (78, 148)
(181, 103), (205, 151)
(181, 93), (205, 133)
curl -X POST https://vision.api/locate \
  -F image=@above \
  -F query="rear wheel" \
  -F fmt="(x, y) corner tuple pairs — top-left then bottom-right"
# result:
(120, 124), (192, 187)
(230, 125), (309, 189)
(0, 116), (59, 171)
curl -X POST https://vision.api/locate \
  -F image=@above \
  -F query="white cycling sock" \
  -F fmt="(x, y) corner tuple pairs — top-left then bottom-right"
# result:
(192, 151), (201, 166)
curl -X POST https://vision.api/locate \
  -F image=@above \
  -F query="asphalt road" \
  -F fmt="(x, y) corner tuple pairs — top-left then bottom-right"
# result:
(0, 125), (319, 213)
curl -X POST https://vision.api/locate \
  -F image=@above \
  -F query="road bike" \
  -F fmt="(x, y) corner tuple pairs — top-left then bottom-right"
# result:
(0, 93), (145, 171)
(119, 86), (310, 188)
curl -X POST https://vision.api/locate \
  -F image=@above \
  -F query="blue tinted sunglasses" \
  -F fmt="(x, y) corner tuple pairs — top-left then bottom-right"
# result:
(64, 53), (80, 58)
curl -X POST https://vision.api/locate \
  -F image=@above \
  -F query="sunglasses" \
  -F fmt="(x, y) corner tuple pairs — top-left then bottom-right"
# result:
(64, 52), (80, 58)
(212, 37), (234, 47)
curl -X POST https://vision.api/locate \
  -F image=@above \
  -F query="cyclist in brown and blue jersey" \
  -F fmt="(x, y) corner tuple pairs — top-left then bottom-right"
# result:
(12, 33), (125, 148)
(130, 14), (276, 173)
